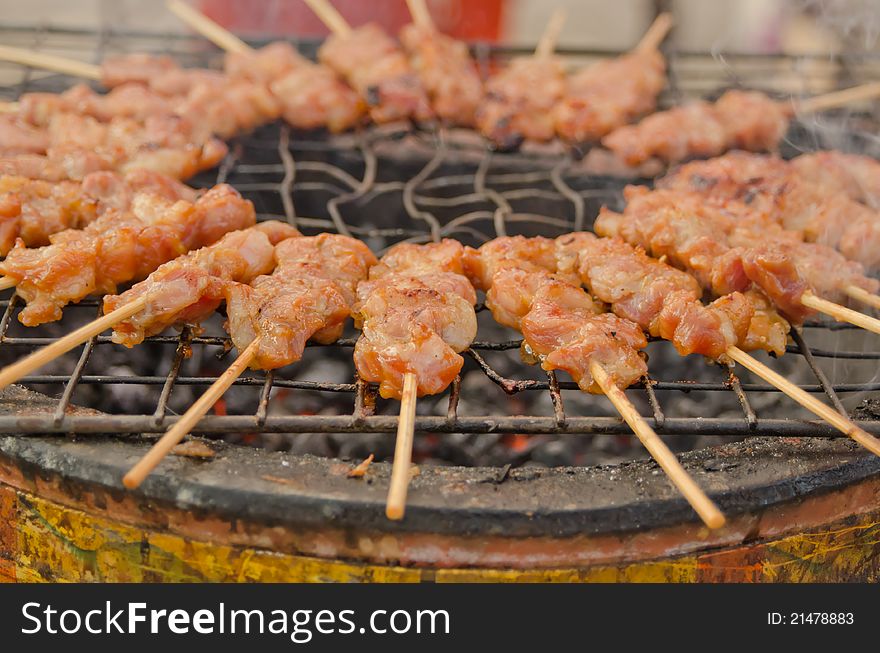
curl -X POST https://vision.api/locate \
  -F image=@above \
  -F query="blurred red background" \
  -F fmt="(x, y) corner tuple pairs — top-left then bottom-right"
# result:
(198, 0), (504, 41)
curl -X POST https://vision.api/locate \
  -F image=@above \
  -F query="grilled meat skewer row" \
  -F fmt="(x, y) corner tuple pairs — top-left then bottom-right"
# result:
(118, 226), (375, 491)
(1, 110), (229, 181)
(463, 234), (725, 527)
(104, 41), (365, 133)
(0, 184), (255, 326)
(602, 80), (880, 167)
(659, 151), (880, 270)
(301, 0), (433, 127)
(104, 220), (301, 348)
(554, 13), (670, 145)
(463, 235), (648, 393)
(470, 233), (880, 461)
(556, 233), (787, 362)
(595, 184), (880, 330)
(0, 169), (197, 256)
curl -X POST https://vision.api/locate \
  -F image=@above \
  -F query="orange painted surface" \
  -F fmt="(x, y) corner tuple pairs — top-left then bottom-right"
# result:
(2, 478), (880, 583)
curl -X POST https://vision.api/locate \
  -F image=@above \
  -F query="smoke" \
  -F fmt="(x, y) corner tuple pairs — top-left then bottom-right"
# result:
(798, 0), (880, 49)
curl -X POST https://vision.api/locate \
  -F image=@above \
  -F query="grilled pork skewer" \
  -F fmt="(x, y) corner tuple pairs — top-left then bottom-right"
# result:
(791, 150), (880, 210)
(6, 73), (279, 141)
(304, 0), (433, 126)
(122, 230), (375, 489)
(0, 184), (255, 327)
(0, 169), (197, 256)
(659, 151), (880, 272)
(167, 0), (366, 133)
(602, 82), (880, 166)
(558, 232), (880, 460)
(104, 221), (301, 347)
(1, 109), (229, 181)
(554, 12), (671, 145)
(595, 184), (880, 335)
(0, 218), (295, 393)
(399, 0), (483, 127)
(464, 235), (724, 528)
(475, 9), (568, 150)
(353, 239), (478, 519)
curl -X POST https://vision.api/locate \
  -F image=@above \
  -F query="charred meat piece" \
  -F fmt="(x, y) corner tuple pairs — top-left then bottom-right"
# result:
(319, 23), (433, 125)
(354, 239), (476, 399)
(555, 47), (666, 144)
(399, 23), (483, 127)
(105, 221), (298, 347)
(476, 56), (566, 149)
(466, 236), (648, 394)
(226, 233), (377, 370)
(595, 184), (814, 325)
(661, 151), (880, 270)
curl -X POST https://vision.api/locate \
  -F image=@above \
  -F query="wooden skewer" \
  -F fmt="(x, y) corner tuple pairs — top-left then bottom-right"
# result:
(844, 285), (880, 311)
(123, 337), (261, 489)
(0, 44), (100, 80)
(590, 361), (725, 529)
(635, 12), (673, 52)
(405, 0), (434, 31)
(801, 291), (880, 336)
(0, 101), (19, 113)
(386, 372), (418, 520)
(534, 8), (567, 59)
(792, 81), (880, 114)
(0, 295), (147, 391)
(303, 0), (352, 39)
(166, 0), (251, 54)
(726, 346), (880, 457)
(0, 277), (15, 291)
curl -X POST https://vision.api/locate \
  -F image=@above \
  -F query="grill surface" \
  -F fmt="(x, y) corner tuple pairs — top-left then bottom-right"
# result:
(1, 23), (880, 443)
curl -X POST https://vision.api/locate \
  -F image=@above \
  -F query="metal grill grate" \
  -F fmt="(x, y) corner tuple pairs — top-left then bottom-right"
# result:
(1, 25), (880, 440)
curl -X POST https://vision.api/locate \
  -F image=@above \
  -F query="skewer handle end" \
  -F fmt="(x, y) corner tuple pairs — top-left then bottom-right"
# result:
(385, 372), (418, 521)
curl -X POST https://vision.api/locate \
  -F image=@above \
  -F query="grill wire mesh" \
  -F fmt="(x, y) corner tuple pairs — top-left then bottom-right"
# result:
(1, 23), (880, 447)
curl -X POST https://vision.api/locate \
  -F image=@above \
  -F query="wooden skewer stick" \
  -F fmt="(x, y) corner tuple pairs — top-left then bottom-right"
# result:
(792, 81), (880, 114)
(0, 101), (19, 113)
(0, 44), (101, 80)
(165, 0), (251, 54)
(0, 295), (148, 391)
(386, 372), (418, 520)
(0, 277), (15, 291)
(123, 337), (261, 489)
(591, 361), (725, 529)
(844, 285), (880, 311)
(801, 291), (880, 336)
(303, 0), (352, 39)
(726, 346), (880, 457)
(405, 0), (435, 31)
(635, 12), (673, 52)
(534, 8), (567, 59)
